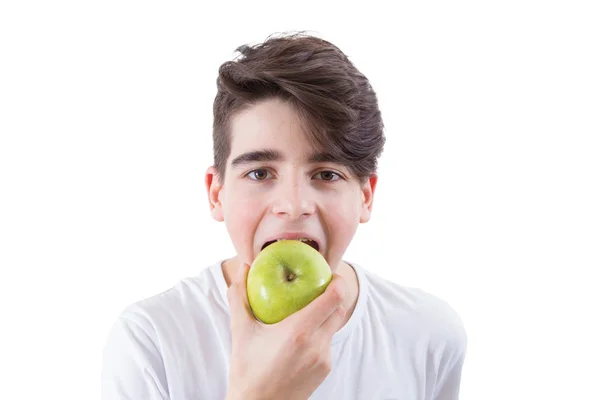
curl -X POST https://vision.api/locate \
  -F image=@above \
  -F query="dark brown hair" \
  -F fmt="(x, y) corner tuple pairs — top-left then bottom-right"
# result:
(212, 32), (385, 182)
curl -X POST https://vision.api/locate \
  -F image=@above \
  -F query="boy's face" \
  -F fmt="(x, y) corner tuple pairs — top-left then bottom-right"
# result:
(206, 98), (377, 272)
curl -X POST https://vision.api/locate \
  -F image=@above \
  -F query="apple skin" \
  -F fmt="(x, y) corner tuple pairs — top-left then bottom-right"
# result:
(247, 239), (332, 324)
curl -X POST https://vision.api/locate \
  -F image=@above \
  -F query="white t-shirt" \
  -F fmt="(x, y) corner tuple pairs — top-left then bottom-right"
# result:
(101, 261), (467, 400)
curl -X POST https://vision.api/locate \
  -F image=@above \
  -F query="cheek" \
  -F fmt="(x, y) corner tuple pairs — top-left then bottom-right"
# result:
(322, 191), (361, 249)
(328, 201), (359, 227)
(222, 183), (265, 253)
(325, 186), (362, 225)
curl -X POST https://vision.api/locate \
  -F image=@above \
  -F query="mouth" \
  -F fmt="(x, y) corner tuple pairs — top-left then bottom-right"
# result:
(261, 237), (320, 252)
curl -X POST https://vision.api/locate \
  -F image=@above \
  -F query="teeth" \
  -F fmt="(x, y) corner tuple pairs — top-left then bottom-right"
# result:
(277, 238), (310, 242)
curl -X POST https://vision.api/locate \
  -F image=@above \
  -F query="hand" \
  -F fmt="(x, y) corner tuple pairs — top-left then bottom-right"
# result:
(225, 262), (347, 400)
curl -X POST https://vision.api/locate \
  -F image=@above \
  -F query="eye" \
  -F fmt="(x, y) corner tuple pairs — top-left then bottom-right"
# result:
(314, 171), (341, 181)
(246, 169), (273, 181)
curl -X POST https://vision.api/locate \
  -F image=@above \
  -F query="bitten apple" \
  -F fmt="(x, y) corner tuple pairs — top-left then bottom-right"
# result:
(247, 239), (332, 324)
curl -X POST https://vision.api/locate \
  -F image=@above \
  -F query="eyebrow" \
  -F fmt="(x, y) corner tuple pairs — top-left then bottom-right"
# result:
(230, 149), (283, 167)
(230, 149), (343, 167)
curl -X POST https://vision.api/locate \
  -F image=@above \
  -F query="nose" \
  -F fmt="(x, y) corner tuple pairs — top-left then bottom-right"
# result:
(271, 176), (316, 220)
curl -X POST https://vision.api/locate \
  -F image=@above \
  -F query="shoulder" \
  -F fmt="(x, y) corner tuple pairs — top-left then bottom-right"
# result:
(104, 261), (227, 345)
(101, 287), (184, 399)
(361, 266), (467, 353)
(101, 262), (228, 397)
(359, 267), (468, 394)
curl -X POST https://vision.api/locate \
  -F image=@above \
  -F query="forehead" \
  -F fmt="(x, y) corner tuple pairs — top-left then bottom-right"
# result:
(228, 98), (316, 161)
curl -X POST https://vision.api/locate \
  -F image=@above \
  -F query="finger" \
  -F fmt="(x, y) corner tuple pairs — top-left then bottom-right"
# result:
(285, 273), (347, 333)
(318, 304), (346, 339)
(227, 263), (253, 329)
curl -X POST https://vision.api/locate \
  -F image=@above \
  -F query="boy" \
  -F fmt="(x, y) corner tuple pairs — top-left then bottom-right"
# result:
(101, 32), (467, 399)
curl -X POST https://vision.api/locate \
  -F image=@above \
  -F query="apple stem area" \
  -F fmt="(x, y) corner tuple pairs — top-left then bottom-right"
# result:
(284, 267), (297, 282)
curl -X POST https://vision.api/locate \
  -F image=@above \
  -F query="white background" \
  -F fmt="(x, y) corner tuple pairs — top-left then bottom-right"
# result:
(1, 1), (598, 399)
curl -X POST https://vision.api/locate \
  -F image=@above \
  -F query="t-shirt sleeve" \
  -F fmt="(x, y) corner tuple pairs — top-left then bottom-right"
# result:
(431, 306), (468, 400)
(101, 310), (169, 400)
(432, 338), (467, 400)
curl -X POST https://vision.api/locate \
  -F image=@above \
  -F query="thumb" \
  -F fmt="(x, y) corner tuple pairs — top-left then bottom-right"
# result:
(227, 263), (253, 328)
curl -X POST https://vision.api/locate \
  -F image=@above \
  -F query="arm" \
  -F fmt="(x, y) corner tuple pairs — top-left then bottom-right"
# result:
(101, 312), (169, 400)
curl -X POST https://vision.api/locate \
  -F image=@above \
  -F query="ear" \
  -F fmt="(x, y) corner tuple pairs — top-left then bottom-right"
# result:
(205, 166), (225, 222)
(359, 174), (378, 223)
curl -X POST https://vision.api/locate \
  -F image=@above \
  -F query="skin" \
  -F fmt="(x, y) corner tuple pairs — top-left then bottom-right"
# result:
(205, 97), (378, 331)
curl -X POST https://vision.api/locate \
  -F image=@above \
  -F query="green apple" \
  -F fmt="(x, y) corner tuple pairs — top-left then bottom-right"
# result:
(247, 239), (332, 324)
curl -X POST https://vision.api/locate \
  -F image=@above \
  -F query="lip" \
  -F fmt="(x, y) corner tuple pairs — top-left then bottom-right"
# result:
(260, 232), (323, 253)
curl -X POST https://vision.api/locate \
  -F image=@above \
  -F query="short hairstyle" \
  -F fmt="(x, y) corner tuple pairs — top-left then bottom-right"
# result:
(212, 32), (385, 182)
